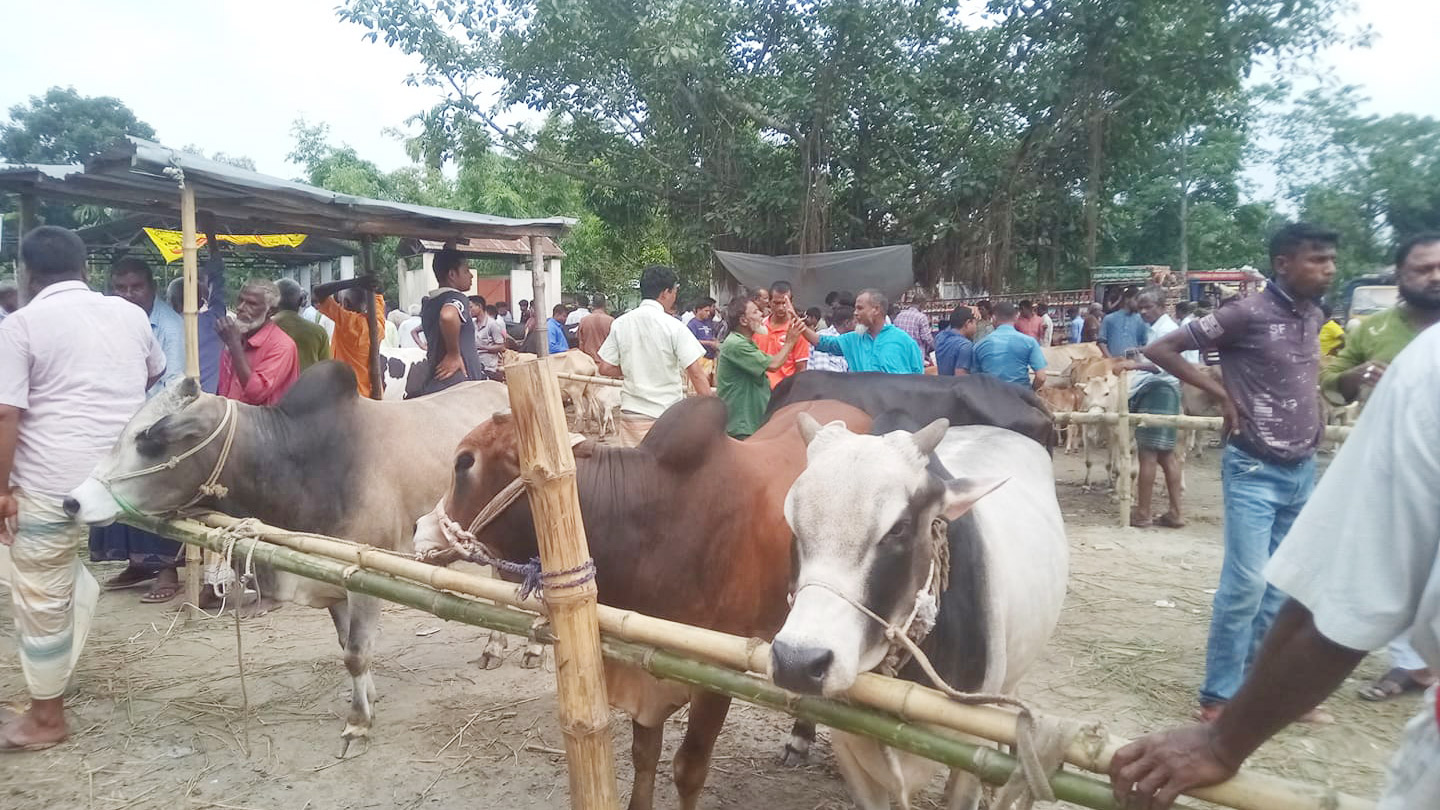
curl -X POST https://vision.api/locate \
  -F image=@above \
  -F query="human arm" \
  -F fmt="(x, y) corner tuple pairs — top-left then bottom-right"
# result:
(312, 276), (381, 305)
(434, 303), (465, 381)
(1029, 341), (1049, 390)
(1319, 328), (1379, 404)
(1097, 315), (1113, 357)
(1143, 326), (1239, 436)
(597, 329), (624, 378)
(0, 405), (17, 546)
(1110, 601), (1366, 809)
(685, 360), (714, 396)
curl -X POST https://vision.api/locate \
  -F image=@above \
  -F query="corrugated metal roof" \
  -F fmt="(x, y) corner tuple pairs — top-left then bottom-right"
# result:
(409, 236), (566, 259)
(0, 138), (576, 242)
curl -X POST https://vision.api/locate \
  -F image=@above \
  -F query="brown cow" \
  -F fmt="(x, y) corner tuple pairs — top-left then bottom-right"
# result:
(413, 397), (872, 810)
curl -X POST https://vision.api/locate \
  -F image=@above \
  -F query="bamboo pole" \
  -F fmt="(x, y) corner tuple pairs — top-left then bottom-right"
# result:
(531, 236), (549, 357)
(1115, 368), (1133, 528)
(179, 184), (204, 614)
(15, 193), (38, 305)
(361, 236), (383, 400)
(504, 356), (619, 809)
(132, 512), (1372, 810)
(555, 372), (623, 387)
(1053, 411), (1353, 441)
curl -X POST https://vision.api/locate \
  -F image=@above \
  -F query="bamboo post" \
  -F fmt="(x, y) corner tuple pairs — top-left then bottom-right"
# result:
(531, 235), (549, 357)
(1115, 368), (1133, 527)
(504, 355), (619, 809)
(120, 512), (1373, 810)
(179, 184), (204, 614)
(16, 193), (38, 305)
(360, 236), (383, 400)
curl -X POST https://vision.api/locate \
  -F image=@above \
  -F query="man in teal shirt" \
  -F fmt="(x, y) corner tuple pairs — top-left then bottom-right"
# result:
(812, 289), (924, 373)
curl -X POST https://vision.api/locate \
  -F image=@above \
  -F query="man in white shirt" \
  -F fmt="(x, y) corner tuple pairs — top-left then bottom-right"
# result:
(565, 294), (590, 328)
(1111, 321), (1440, 810)
(398, 304), (423, 349)
(0, 227), (166, 751)
(597, 265), (712, 446)
(0, 278), (17, 324)
(1038, 301), (1056, 347)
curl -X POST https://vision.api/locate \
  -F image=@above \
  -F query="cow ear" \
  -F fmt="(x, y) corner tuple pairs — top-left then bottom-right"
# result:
(942, 477), (1008, 520)
(796, 412), (822, 445)
(910, 418), (950, 456)
(177, 376), (201, 400)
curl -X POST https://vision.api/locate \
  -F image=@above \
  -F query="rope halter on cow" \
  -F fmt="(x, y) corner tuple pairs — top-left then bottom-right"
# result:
(792, 516), (1080, 810)
(101, 398), (240, 516)
(426, 476), (596, 602)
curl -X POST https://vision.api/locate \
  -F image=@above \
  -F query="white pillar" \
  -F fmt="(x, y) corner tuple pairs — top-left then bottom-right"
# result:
(340, 255), (356, 280)
(511, 259), (535, 317)
(546, 257), (562, 301)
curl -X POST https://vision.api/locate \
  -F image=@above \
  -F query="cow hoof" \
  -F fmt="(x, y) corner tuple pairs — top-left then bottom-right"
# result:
(780, 744), (810, 767)
(478, 651), (506, 670)
(520, 649), (545, 669)
(337, 726), (370, 759)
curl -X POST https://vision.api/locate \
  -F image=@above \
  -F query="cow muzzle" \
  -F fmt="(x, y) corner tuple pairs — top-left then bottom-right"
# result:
(770, 639), (835, 695)
(412, 501), (450, 558)
(67, 478), (123, 526)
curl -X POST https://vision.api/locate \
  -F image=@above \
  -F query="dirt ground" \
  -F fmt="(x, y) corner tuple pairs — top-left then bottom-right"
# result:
(0, 446), (1414, 810)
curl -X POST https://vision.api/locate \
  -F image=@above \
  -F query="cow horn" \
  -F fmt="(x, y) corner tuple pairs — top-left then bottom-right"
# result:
(796, 412), (822, 445)
(910, 418), (950, 456)
(943, 476), (1009, 520)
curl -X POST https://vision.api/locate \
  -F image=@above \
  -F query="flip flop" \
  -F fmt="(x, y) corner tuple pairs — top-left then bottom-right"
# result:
(139, 582), (181, 604)
(103, 568), (157, 591)
(1358, 668), (1433, 702)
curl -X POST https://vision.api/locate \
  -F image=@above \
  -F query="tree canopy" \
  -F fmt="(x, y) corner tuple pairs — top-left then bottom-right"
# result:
(1, 86), (156, 165)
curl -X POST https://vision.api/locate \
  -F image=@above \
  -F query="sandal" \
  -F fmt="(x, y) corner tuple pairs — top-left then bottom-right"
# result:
(1129, 510), (1153, 529)
(139, 582), (181, 604)
(103, 567), (157, 591)
(1359, 667), (1434, 702)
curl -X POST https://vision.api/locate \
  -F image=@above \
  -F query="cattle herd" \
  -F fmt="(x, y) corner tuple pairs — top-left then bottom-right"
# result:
(69, 361), (1068, 809)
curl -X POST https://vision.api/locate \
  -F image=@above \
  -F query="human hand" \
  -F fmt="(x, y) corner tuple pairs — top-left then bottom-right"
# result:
(1344, 360), (1387, 388)
(214, 316), (242, 348)
(358, 275), (384, 295)
(0, 491), (17, 547)
(1109, 725), (1240, 810)
(1220, 397), (1245, 439)
(435, 354), (464, 381)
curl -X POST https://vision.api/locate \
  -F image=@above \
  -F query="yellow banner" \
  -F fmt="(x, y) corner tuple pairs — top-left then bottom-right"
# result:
(143, 228), (308, 263)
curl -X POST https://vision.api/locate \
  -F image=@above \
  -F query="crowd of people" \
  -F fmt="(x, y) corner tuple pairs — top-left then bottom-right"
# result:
(2, 221), (1440, 808)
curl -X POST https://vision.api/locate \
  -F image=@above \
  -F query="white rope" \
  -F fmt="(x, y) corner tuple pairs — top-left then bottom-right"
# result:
(104, 398), (239, 514)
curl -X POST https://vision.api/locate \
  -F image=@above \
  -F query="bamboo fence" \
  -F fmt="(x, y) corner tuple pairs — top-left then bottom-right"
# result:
(122, 511), (1374, 810)
(555, 372), (624, 387)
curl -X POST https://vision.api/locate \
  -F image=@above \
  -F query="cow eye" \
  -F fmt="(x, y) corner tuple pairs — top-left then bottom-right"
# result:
(135, 429), (165, 458)
(454, 451), (476, 472)
(882, 518), (910, 543)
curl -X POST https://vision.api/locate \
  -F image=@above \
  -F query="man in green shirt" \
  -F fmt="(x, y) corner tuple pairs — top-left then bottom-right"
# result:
(1321, 234), (1440, 405)
(1319, 232), (1440, 704)
(274, 278), (332, 372)
(716, 296), (805, 438)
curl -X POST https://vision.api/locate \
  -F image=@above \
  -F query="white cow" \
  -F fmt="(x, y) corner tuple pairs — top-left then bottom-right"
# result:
(771, 417), (1068, 810)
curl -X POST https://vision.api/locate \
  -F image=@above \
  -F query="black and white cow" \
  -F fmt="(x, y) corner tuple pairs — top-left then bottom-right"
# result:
(771, 416), (1068, 810)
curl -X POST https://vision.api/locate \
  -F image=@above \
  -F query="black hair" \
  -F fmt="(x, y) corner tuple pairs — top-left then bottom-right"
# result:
(1175, 301), (1197, 317)
(724, 297), (752, 332)
(552, 303), (568, 316)
(1119, 286), (1140, 301)
(804, 306), (822, 321)
(993, 300), (1018, 319)
(639, 265), (678, 300)
(836, 290), (856, 308)
(20, 226), (87, 280)
(694, 296), (716, 309)
(949, 306), (974, 330)
(485, 305), (498, 317)
(770, 280), (793, 297)
(1395, 232), (1440, 268)
(824, 291), (839, 306)
(468, 294), (486, 307)
(573, 293), (589, 309)
(433, 248), (467, 285)
(1065, 306), (1078, 318)
(1269, 222), (1340, 261)
(110, 256), (155, 286)
(1019, 299), (1033, 309)
(589, 293), (607, 310)
(830, 304), (855, 326)
(976, 299), (992, 313)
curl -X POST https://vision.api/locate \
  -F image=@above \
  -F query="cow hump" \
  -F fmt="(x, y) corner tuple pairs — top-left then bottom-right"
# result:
(639, 397), (729, 470)
(278, 361), (359, 416)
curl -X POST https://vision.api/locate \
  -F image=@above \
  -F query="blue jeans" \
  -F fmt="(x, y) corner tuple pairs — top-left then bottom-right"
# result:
(1200, 444), (1316, 706)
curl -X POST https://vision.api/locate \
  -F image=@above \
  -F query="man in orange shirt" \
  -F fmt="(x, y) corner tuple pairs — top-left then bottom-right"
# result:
(313, 277), (387, 398)
(753, 281), (814, 388)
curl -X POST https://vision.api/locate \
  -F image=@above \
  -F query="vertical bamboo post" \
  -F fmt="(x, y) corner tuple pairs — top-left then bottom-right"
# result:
(360, 237), (383, 400)
(1115, 367), (1133, 527)
(505, 355), (618, 809)
(179, 184), (204, 613)
(16, 193), (38, 305)
(531, 235), (549, 357)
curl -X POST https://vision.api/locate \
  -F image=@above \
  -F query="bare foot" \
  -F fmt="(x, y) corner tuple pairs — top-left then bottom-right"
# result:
(0, 709), (68, 752)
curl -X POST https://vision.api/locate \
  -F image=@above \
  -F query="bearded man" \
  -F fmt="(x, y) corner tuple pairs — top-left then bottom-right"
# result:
(217, 279), (299, 405)
(1320, 232), (1440, 704)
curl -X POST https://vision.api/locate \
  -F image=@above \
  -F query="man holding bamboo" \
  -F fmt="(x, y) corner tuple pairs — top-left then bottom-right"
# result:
(0, 226), (166, 751)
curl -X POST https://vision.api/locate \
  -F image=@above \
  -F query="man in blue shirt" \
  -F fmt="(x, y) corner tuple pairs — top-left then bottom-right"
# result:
(1099, 286), (1149, 357)
(935, 305), (977, 376)
(546, 303), (570, 354)
(110, 258), (184, 395)
(812, 288), (924, 373)
(1067, 306), (1085, 344)
(970, 300), (1047, 388)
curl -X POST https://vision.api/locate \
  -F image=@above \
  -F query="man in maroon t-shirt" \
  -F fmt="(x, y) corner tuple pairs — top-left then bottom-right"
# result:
(1144, 221), (1336, 722)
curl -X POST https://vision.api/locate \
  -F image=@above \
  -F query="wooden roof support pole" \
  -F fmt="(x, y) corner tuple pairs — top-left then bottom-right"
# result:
(505, 357), (618, 809)
(179, 182), (204, 615)
(1115, 368), (1133, 528)
(531, 235), (549, 357)
(16, 193), (38, 305)
(361, 236), (383, 399)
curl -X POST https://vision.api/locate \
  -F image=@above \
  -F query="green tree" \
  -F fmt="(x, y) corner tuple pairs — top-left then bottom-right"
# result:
(1, 86), (156, 164)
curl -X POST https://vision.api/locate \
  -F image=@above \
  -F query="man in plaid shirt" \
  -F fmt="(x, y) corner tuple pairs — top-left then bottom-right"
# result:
(893, 291), (935, 367)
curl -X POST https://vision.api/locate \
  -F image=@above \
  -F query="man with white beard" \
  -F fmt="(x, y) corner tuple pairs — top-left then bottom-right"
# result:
(216, 279), (299, 406)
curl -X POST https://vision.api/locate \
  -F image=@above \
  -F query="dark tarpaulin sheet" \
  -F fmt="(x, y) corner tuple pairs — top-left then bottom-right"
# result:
(714, 245), (913, 308)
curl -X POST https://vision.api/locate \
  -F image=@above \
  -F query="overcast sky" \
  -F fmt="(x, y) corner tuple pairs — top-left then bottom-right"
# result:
(3, 0), (1437, 190)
